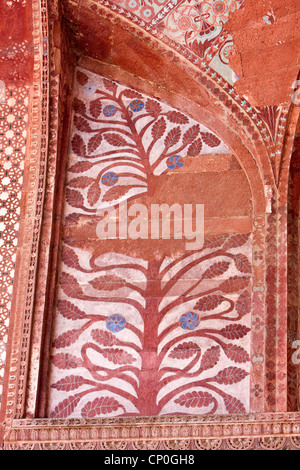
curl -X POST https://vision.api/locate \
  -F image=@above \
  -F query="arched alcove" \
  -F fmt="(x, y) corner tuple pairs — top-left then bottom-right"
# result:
(19, 11), (270, 420)
(39, 67), (258, 418)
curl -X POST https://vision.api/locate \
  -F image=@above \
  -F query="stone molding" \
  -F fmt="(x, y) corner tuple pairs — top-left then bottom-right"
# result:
(3, 413), (300, 450)
(1, 0), (300, 451)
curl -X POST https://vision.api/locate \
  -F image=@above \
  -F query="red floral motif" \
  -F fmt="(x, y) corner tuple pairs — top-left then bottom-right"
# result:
(124, 0), (140, 12)
(160, 0), (244, 65)
(164, 4), (203, 43)
(200, 0), (240, 26)
(140, 6), (155, 21)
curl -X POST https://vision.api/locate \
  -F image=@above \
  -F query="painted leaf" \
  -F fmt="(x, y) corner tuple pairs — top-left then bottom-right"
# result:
(194, 295), (226, 311)
(222, 233), (250, 250)
(201, 131), (221, 147)
(199, 345), (220, 372)
(57, 300), (86, 320)
(53, 328), (82, 349)
(76, 70), (89, 85)
(88, 133), (103, 153)
(52, 353), (83, 370)
(189, 38), (214, 59)
(61, 246), (81, 270)
(174, 391), (214, 408)
(103, 78), (117, 93)
(219, 276), (251, 293)
(90, 274), (126, 291)
(145, 98), (162, 116)
(220, 324), (250, 340)
(102, 185), (130, 202)
(91, 329), (119, 347)
(81, 396), (125, 417)
(222, 343), (250, 363)
(166, 110), (189, 124)
(223, 395), (247, 414)
(51, 375), (85, 391)
(169, 341), (200, 360)
(89, 98), (102, 118)
(68, 176), (94, 189)
(71, 134), (86, 157)
(50, 395), (80, 418)
(182, 124), (200, 146)
(66, 188), (84, 209)
(87, 181), (101, 206)
(233, 253), (252, 273)
(122, 89), (142, 99)
(100, 348), (136, 365)
(202, 234), (229, 250)
(68, 161), (94, 173)
(214, 366), (249, 385)
(151, 117), (166, 141)
(188, 138), (202, 156)
(164, 126), (181, 149)
(236, 291), (251, 317)
(202, 261), (230, 280)
(104, 133), (128, 147)
(60, 271), (84, 298)
(73, 98), (86, 115)
(74, 115), (92, 132)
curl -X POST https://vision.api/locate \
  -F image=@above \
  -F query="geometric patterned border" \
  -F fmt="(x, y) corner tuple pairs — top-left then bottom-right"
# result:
(1, 0), (300, 451)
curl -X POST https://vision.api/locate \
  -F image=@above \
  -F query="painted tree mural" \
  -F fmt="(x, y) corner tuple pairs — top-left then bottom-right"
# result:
(48, 68), (252, 418)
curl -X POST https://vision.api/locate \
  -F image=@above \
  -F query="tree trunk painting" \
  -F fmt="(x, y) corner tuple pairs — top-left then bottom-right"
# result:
(48, 68), (252, 418)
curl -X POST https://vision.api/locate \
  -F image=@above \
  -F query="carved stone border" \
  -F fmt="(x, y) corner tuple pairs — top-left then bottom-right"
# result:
(1, 0), (300, 451)
(3, 413), (300, 450)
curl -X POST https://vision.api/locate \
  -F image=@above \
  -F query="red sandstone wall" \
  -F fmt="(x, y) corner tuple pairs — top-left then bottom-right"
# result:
(0, 1), (299, 437)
